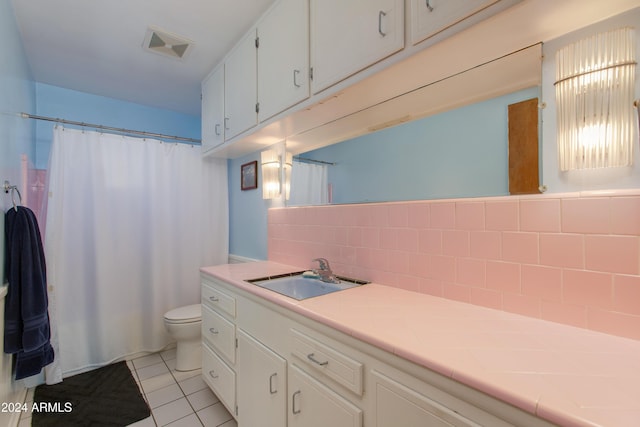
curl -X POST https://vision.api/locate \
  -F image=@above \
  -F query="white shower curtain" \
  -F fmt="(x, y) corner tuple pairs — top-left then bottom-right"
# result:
(289, 160), (328, 206)
(43, 127), (228, 381)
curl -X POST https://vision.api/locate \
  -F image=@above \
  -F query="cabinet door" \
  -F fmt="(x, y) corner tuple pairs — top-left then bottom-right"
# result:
(257, 0), (309, 122)
(224, 29), (257, 140)
(372, 370), (483, 427)
(288, 364), (362, 427)
(310, 0), (404, 94)
(410, 0), (498, 45)
(237, 330), (287, 427)
(201, 65), (224, 152)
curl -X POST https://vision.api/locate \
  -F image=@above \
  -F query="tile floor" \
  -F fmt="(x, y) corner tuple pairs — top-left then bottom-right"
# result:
(18, 349), (237, 427)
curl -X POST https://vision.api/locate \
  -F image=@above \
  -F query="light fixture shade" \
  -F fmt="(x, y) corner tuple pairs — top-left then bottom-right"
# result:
(555, 27), (636, 170)
(261, 149), (281, 199)
(283, 152), (293, 200)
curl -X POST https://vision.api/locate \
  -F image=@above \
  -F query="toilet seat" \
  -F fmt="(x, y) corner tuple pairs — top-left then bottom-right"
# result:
(164, 304), (201, 324)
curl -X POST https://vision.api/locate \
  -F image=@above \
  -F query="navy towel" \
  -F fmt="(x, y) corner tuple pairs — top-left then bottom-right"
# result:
(4, 206), (54, 380)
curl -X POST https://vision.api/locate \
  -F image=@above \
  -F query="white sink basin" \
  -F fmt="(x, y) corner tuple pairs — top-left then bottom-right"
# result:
(247, 273), (368, 300)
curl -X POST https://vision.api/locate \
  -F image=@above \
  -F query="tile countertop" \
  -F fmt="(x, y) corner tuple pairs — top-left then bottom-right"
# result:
(200, 261), (640, 427)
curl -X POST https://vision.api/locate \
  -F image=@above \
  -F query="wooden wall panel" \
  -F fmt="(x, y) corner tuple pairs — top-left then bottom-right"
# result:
(508, 98), (540, 195)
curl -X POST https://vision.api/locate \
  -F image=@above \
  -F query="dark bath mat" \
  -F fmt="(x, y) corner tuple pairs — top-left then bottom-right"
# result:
(32, 361), (151, 427)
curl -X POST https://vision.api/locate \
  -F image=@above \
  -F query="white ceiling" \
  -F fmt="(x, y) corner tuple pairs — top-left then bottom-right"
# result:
(11, 0), (276, 116)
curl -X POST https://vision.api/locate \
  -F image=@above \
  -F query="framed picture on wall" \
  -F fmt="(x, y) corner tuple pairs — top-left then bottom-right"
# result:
(241, 160), (258, 191)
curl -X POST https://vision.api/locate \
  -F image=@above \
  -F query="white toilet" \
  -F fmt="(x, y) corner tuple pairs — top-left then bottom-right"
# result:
(164, 304), (202, 371)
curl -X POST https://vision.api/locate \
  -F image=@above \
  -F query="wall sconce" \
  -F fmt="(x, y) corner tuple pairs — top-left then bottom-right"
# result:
(555, 27), (637, 171)
(261, 149), (281, 199)
(261, 148), (292, 200)
(283, 151), (292, 201)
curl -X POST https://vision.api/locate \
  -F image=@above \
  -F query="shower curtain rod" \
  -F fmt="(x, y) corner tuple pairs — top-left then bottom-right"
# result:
(293, 156), (335, 166)
(20, 113), (201, 144)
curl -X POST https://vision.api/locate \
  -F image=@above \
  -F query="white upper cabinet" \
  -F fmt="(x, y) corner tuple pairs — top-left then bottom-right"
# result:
(310, 0), (404, 94)
(224, 29), (258, 140)
(410, 0), (499, 45)
(257, 0), (310, 122)
(202, 0), (526, 158)
(201, 65), (224, 153)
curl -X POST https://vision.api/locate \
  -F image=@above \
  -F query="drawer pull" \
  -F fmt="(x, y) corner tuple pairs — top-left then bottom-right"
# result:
(269, 373), (278, 394)
(293, 69), (302, 88)
(307, 353), (328, 366)
(209, 327), (219, 335)
(208, 370), (218, 379)
(425, 0), (434, 12)
(209, 296), (219, 302)
(292, 390), (302, 414)
(378, 10), (387, 37)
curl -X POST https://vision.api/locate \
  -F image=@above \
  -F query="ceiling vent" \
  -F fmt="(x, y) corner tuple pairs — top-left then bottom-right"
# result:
(143, 27), (193, 60)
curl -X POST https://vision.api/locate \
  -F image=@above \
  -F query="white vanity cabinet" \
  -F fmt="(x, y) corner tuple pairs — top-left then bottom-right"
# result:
(257, 0), (309, 122)
(288, 364), (363, 427)
(290, 328), (364, 396)
(200, 64), (224, 153)
(202, 304), (235, 364)
(370, 368), (514, 427)
(202, 342), (236, 414)
(201, 272), (555, 427)
(309, 0), (404, 94)
(288, 327), (364, 427)
(224, 29), (258, 141)
(201, 278), (237, 416)
(236, 329), (287, 427)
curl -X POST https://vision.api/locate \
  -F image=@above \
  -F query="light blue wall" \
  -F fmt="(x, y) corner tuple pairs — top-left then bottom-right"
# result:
(34, 83), (202, 169)
(0, 0), (35, 274)
(228, 152), (273, 260)
(303, 87), (539, 204)
(0, 0), (35, 415)
(0, 0), (35, 198)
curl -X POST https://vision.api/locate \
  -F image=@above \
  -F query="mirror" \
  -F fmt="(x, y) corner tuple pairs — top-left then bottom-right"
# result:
(287, 44), (542, 206)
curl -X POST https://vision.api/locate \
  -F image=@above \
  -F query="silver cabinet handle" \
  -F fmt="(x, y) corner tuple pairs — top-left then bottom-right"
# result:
(426, 0), (434, 12)
(293, 69), (301, 88)
(307, 353), (328, 366)
(209, 327), (219, 335)
(378, 11), (387, 37)
(269, 373), (278, 394)
(209, 295), (219, 302)
(209, 370), (218, 379)
(214, 124), (221, 136)
(224, 117), (230, 130)
(292, 390), (302, 414)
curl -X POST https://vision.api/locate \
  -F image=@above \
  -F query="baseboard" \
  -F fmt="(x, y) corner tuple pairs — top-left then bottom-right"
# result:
(228, 254), (260, 264)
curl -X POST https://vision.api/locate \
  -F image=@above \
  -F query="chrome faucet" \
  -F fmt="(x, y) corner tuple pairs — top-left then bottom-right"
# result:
(312, 258), (340, 284)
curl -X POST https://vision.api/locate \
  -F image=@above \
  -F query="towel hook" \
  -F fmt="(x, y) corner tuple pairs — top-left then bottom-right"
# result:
(3, 180), (22, 212)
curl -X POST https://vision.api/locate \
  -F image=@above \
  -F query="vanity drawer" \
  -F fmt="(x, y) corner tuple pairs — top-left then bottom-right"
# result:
(202, 304), (236, 364)
(202, 280), (236, 319)
(202, 342), (236, 415)
(290, 328), (363, 396)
